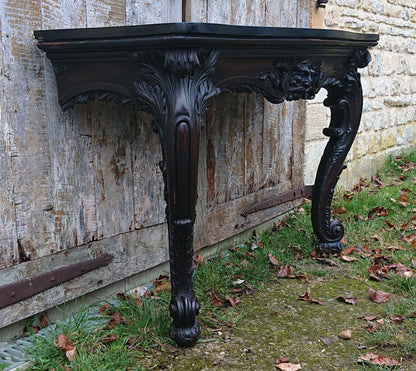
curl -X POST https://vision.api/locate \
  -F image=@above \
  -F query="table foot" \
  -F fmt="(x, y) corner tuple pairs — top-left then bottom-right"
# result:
(170, 294), (200, 347)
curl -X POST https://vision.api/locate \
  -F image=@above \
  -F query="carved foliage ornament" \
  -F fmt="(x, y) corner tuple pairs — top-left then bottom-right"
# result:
(257, 58), (325, 102)
(133, 49), (220, 132)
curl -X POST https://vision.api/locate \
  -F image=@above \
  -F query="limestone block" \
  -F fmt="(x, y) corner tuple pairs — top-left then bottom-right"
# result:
(335, 0), (357, 8)
(305, 104), (329, 141)
(366, 131), (380, 154)
(304, 140), (326, 185)
(367, 54), (382, 76)
(380, 127), (398, 149)
(409, 56), (416, 75)
(403, 124), (415, 143)
(353, 132), (369, 158)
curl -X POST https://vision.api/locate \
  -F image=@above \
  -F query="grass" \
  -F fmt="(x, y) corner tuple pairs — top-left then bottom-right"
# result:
(24, 149), (416, 370)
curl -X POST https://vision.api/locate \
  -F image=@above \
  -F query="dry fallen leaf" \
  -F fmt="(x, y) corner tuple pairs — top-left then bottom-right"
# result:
(276, 357), (291, 364)
(55, 334), (77, 362)
(386, 245), (404, 251)
(268, 252), (279, 267)
(368, 206), (388, 220)
(98, 304), (113, 315)
(209, 290), (222, 307)
(384, 220), (395, 229)
(40, 312), (50, 329)
(342, 245), (357, 255)
(102, 333), (118, 344)
(369, 288), (390, 303)
(365, 322), (381, 333)
(333, 206), (347, 214)
(225, 295), (240, 307)
(310, 298), (323, 305)
(276, 361), (301, 371)
(399, 193), (409, 203)
(357, 353), (401, 367)
(337, 296), (358, 305)
(194, 254), (204, 267)
(277, 265), (293, 278)
(273, 221), (289, 231)
(403, 233), (416, 243)
(298, 288), (310, 301)
(390, 316), (404, 323)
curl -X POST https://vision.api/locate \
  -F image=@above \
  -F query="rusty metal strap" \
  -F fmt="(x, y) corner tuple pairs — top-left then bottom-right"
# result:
(241, 185), (313, 217)
(0, 253), (113, 309)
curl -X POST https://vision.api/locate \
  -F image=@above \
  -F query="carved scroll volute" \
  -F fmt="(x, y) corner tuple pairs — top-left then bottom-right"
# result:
(311, 49), (371, 254)
(133, 48), (220, 347)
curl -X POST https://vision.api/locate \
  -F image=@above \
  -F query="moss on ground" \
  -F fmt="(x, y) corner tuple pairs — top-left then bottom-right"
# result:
(145, 275), (415, 370)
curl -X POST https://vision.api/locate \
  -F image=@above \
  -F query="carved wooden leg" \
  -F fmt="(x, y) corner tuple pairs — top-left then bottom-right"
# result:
(158, 119), (201, 347)
(134, 49), (220, 346)
(311, 50), (369, 254)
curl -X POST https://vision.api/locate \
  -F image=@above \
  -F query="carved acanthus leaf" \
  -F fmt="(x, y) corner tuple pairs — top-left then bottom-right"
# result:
(257, 58), (325, 101)
(133, 49), (220, 130)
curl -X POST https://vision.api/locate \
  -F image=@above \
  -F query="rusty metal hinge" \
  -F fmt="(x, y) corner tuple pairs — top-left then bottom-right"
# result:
(0, 253), (113, 309)
(241, 185), (313, 217)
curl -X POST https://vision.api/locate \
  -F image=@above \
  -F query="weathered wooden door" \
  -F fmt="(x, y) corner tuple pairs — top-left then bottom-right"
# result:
(0, 0), (309, 328)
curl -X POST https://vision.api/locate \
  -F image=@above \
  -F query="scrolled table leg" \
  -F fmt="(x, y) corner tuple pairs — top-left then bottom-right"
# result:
(311, 50), (370, 254)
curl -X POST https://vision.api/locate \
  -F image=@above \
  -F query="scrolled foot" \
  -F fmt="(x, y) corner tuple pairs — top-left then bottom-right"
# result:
(170, 296), (200, 347)
(316, 240), (343, 254)
(170, 320), (200, 347)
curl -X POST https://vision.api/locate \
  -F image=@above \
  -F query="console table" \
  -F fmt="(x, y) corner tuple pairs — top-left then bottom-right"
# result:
(34, 23), (378, 347)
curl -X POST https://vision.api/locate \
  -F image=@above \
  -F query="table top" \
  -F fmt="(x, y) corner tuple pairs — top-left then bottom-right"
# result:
(35, 22), (379, 52)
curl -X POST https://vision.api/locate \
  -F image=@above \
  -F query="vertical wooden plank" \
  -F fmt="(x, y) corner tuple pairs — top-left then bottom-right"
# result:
(291, 1), (310, 188)
(221, 93), (246, 201)
(2, 0), (56, 262)
(262, 0), (283, 189)
(243, 0), (266, 195)
(40, 0), (98, 250)
(85, 2), (135, 239)
(206, 1), (231, 24)
(131, 111), (165, 229)
(86, 0), (126, 27)
(245, 94), (265, 194)
(277, 0), (298, 187)
(184, 0), (207, 22)
(90, 101), (134, 239)
(0, 7), (18, 268)
(126, 2), (181, 229)
(126, 0), (181, 25)
(263, 0), (298, 188)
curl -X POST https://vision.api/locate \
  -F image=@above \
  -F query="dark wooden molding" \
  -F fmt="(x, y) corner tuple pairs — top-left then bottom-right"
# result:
(34, 23), (378, 347)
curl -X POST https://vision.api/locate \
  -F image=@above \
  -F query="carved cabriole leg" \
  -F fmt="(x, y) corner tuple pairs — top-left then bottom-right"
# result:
(159, 117), (201, 347)
(134, 49), (219, 346)
(311, 50), (371, 254)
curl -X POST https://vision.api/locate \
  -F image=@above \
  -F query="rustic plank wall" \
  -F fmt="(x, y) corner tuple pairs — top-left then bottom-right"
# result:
(188, 0), (310, 248)
(0, 0), (309, 327)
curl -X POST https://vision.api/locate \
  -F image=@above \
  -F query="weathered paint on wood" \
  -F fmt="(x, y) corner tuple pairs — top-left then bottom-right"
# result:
(0, 224), (168, 327)
(0, 0), (308, 326)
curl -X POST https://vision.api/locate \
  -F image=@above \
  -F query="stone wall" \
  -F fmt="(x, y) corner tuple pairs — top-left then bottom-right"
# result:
(305, 0), (416, 188)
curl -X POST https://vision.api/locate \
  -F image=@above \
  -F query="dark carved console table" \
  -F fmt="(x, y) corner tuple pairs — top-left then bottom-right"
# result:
(34, 23), (378, 347)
